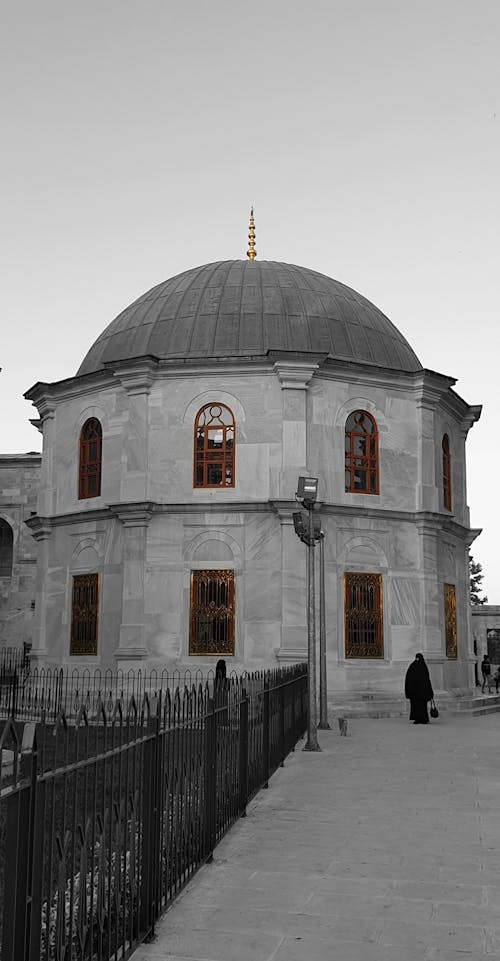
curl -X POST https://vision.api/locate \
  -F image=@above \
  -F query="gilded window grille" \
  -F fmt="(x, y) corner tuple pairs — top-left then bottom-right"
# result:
(444, 582), (457, 658)
(345, 410), (379, 494)
(193, 404), (235, 488)
(70, 573), (99, 656)
(78, 417), (102, 499)
(442, 434), (451, 511)
(344, 572), (384, 658)
(189, 569), (235, 656)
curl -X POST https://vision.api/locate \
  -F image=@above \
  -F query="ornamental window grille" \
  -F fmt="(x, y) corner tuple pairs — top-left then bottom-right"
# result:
(444, 583), (457, 658)
(194, 404), (235, 488)
(189, 569), (235, 655)
(0, 519), (13, 576)
(442, 434), (451, 511)
(344, 572), (384, 658)
(70, 573), (99, 655)
(345, 411), (379, 494)
(78, 418), (102, 499)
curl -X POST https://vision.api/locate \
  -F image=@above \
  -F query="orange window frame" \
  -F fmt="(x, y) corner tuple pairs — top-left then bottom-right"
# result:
(78, 418), (102, 499)
(193, 403), (235, 489)
(442, 434), (451, 511)
(345, 410), (379, 494)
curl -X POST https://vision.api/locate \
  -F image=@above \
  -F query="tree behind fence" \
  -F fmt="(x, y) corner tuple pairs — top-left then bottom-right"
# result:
(0, 663), (307, 961)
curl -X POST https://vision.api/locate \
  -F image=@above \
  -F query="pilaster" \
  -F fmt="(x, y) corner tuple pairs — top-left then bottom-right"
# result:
(110, 503), (153, 669)
(24, 516), (53, 667)
(273, 361), (318, 498)
(271, 503), (307, 661)
(112, 359), (158, 502)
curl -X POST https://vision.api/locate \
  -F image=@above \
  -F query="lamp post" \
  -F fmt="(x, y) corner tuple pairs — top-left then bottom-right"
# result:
(294, 476), (321, 752)
(317, 531), (330, 729)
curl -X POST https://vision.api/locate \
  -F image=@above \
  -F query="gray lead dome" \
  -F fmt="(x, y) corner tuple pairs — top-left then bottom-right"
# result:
(77, 260), (422, 375)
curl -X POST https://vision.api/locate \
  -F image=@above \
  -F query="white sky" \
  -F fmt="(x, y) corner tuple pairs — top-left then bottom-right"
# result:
(1, 1), (499, 599)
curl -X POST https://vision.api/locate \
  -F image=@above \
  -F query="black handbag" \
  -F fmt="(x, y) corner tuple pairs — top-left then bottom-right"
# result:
(429, 699), (439, 718)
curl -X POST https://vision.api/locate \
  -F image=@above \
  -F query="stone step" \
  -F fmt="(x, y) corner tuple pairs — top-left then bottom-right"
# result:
(327, 691), (500, 719)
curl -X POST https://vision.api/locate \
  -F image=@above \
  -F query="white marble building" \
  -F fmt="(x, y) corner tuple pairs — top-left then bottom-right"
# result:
(24, 255), (481, 693)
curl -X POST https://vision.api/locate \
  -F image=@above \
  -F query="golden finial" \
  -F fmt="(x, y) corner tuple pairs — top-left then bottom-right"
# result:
(247, 206), (257, 260)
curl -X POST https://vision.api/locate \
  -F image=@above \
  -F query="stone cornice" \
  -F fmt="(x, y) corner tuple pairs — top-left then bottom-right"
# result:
(107, 356), (160, 396)
(24, 372), (117, 409)
(459, 405), (482, 437)
(273, 360), (320, 389)
(0, 454), (41, 468)
(108, 502), (154, 527)
(24, 516), (53, 540)
(23, 500), (480, 541)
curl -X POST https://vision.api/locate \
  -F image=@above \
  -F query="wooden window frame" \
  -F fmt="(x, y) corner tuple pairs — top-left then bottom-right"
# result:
(70, 572), (99, 656)
(344, 572), (384, 658)
(0, 518), (13, 577)
(189, 569), (235, 656)
(444, 583), (457, 658)
(442, 434), (451, 511)
(193, 404), (235, 489)
(78, 418), (102, 500)
(345, 410), (379, 495)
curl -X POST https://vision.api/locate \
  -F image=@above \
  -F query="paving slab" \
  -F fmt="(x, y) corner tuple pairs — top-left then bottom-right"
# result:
(133, 714), (500, 960)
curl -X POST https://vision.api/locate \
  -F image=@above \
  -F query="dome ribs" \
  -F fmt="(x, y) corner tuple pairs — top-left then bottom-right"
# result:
(236, 261), (263, 354)
(279, 263), (313, 353)
(212, 262), (243, 355)
(76, 259), (423, 375)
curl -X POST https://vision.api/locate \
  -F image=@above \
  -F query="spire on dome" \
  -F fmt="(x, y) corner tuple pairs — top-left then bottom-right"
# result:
(246, 207), (257, 260)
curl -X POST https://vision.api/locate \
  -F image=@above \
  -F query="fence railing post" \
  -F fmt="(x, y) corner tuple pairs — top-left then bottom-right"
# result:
(239, 688), (248, 817)
(262, 673), (270, 788)
(204, 697), (216, 861)
(139, 706), (159, 941)
(279, 678), (285, 766)
(10, 669), (18, 720)
(2, 723), (36, 961)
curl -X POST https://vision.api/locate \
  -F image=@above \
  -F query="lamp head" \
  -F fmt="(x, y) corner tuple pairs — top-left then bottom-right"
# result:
(296, 475), (318, 506)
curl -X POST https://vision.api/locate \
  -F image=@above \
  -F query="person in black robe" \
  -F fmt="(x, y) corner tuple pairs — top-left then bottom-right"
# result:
(404, 653), (433, 724)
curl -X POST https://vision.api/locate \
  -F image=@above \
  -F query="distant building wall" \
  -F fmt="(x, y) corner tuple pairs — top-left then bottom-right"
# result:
(0, 453), (41, 649)
(471, 605), (500, 667)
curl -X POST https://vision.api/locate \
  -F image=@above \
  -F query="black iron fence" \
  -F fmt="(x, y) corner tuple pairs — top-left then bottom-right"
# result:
(0, 663), (307, 960)
(0, 664), (217, 724)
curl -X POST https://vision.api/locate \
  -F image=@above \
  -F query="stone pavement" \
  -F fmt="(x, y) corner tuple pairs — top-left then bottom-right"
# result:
(133, 713), (500, 961)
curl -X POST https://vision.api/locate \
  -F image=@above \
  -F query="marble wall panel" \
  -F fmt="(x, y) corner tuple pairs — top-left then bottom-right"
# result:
(148, 517), (183, 564)
(282, 421), (306, 468)
(390, 577), (421, 626)
(391, 524), (420, 571)
(245, 514), (280, 565)
(243, 568), (281, 623)
(243, 622), (281, 662)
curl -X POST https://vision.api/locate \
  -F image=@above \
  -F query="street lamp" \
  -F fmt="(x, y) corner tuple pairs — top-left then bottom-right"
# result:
(294, 476), (321, 752)
(317, 531), (330, 730)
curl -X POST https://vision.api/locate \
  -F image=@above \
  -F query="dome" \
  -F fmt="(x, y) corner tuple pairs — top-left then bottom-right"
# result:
(77, 260), (422, 376)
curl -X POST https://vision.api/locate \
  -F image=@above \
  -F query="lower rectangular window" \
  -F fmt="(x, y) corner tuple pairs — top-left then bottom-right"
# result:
(344, 572), (383, 658)
(444, 583), (457, 658)
(70, 573), (99, 656)
(189, 569), (235, 656)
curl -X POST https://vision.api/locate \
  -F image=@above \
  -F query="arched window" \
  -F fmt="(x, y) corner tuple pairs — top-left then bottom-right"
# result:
(78, 418), (102, 499)
(194, 404), (235, 488)
(345, 411), (379, 494)
(0, 519), (13, 576)
(442, 434), (451, 511)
